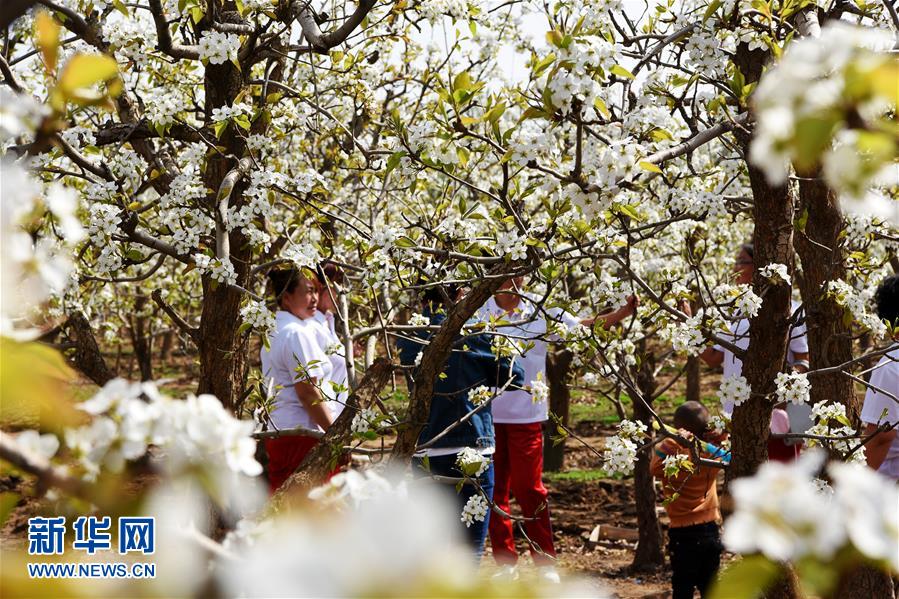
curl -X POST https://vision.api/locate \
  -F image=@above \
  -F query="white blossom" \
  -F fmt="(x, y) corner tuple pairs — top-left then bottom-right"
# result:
(198, 31), (241, 65)
(460, 493), (489, 528)
(718, 374), (751, 408)
(467, 385), (493, 407)
(758, 263), (791, 285)
(774, 371), (810, 406)
(455, 447), (489, 478)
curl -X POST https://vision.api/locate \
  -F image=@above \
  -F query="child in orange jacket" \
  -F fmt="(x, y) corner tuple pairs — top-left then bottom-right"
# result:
(651, 401), (729, 599)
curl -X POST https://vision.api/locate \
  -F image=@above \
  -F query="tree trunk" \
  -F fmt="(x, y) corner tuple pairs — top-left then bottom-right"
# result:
(685, 355), (701, 403)
(834, 565), (896, 599)
(630, 343), (665, 571)
(195, 54), (251, 411)
(794, 175), (858, 419)
(129, 294), (153, 382)
(728, 130), (797, 483)
(62, 312), (115, 386)
(159, 329), (174, 364)
(543, 349), (572, 472)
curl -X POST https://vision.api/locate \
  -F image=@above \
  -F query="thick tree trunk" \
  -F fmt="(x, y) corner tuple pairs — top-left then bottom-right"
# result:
(685, 356), (701, 403)
(195, 55), (251, 411)
(128, 294), (153, 382)
(62, 312), (115, 386)
(794, 175), (858, 419)
(729, 131), (796, 483)
(630, 344), (665, 571)
(835, 565), (896, 599)
(543, 349), (572, 472)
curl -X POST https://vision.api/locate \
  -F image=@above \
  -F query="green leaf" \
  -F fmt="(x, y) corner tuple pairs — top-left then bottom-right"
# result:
(57, 54), (119, 100)
(709, 555), (783, 599)
(610, 64), (636, 80)
(385, 151), (406, 174)
(214, 120), (229, 138)
(520, 106), (547, 121)
(532, 53), (556, 77)
(452, 71), (472, 92)
(546, 30), (564, 48)
(485, 102), (506, 124)
(34, 11), (61, 74)
(703, 0), (723, 21)
(233, 114), (252, 131)
(638, 161), (662, 173)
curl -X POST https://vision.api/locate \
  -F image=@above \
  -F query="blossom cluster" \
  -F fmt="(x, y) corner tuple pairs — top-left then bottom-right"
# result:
(804, 402), (866, 465)
(198, 31), (241, 65)
(774, 371), (811, 406)
(240, 300), (275, 337)
(825, 279), (888, 339)
(723, 451), (897, 569)
(467, 385), (493, 407)
(758, 263), (791, 286)
(602, 419), (648, 476)
(460, 493), (489, 528)
(750, 24), (895, 199)
(718, 374), (751, 408)
(194, 255), (238, 286)
(64, 378), (262, 481)
(455, 447), (489, 477)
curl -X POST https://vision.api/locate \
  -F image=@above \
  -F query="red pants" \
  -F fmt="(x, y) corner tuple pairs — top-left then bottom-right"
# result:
(264, 436), (319, 494)
(488, 422), (556, 565)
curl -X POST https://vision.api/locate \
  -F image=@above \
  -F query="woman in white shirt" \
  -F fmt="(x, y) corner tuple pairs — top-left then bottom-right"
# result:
(861, 275), (899, 480)
(260, 268), (335, 493)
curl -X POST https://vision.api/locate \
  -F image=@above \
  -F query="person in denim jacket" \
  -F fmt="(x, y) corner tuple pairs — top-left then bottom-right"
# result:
(397, 284), (525, 556)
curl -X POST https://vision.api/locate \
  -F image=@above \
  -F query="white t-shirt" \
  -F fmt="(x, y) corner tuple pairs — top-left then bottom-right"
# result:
(860, 345), (899, 480)
(714, 299), (809, 416)
(260, 311), (334, 431)
(475, 294), (580, 424)
(311, 310), (349, 417)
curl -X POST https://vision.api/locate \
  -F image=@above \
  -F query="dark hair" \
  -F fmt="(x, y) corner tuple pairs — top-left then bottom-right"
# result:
(875, 275), (899, 328)
(740, 243), (754, 259)
(267, 268), (301, 304)
(674, 401), (710, 437)
(421, 283), (459, 309)
(316, 262), (344, 286)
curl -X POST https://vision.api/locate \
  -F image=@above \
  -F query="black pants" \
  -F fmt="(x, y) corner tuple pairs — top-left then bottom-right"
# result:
(668, 522), (722, 599)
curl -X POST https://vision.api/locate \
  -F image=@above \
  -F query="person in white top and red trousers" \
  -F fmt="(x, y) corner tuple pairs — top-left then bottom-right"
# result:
(861, 275), (899, 480)
(478, 277), (637, 580)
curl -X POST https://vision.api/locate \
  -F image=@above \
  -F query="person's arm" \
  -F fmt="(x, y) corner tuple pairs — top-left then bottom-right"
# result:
(792, 351), (809, 373)
(582, 295), (639, 328)
(863, 422), (897, 471)
(470, 332), (526, 389)
(294, 381), (333, 430)
(700, 346), (724, 368)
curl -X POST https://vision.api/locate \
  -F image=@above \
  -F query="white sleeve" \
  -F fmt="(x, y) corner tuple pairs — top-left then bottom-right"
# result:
(788, 321), (809, 355)
(283, 327), (327, 382)
(861, 360), (899, 425)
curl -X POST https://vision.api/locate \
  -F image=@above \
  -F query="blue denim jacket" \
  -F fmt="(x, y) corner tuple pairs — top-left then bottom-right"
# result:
(397, 310), (525, 451)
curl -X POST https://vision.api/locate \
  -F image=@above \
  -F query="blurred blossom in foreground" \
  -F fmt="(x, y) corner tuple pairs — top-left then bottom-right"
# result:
(724, 450), (898, 571)
(216, 468), (606, 598)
